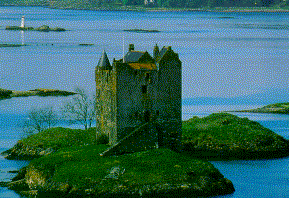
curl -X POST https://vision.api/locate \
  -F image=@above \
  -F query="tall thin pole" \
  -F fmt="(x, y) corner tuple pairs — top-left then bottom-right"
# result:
(122, 36), (124, 63)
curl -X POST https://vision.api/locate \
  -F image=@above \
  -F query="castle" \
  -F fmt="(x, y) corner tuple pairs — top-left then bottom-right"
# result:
(95, 44), (182, 156)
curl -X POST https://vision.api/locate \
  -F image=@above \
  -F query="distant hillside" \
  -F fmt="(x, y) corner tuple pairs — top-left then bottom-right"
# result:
(0, 0), (288, 10)
(183, 88), (289, 106)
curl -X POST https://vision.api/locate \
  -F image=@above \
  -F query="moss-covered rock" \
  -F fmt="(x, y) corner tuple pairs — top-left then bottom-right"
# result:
(182, 113), (289, 160)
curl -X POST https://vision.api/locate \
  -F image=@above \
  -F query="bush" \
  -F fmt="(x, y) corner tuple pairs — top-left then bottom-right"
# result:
(0, 88), (12, 98)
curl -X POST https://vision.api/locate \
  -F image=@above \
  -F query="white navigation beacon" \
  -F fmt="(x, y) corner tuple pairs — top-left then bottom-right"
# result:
(20, 16), (25, 28)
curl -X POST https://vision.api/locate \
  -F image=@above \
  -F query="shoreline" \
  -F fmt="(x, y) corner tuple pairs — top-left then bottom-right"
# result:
(1, 4), (289, 13)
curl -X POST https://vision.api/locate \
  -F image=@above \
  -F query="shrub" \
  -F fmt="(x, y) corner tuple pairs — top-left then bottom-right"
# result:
(0, 88), (12, 98)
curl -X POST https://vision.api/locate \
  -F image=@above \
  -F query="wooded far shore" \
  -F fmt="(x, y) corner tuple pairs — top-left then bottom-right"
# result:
(0, 0), (288, 12)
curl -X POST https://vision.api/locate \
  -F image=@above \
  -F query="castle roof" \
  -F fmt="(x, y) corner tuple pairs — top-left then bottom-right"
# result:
(123, 50), (156, 70)
(154, 46), (169, 61)
(97, 50), (112, 70)
(128, 63), (156, 70)
(159, 47), (168, 57)
(124, 51), (145, 63)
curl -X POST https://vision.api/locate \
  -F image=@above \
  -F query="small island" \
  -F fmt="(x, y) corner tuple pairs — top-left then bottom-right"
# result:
(6, 25), (66, 32)
(0, 44), (26, 48)
(1, 127), (235, 198)
(123, 29), (160, 33)
(182, 113), (289, 160)
(0, 88), (76, 100)
(234, 102), (289, 115)
(3, 113), (289, 197)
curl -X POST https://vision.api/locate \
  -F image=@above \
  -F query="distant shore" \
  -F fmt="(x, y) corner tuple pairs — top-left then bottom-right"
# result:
(0, 4), (289, 13)
(233, 102), (289, 115)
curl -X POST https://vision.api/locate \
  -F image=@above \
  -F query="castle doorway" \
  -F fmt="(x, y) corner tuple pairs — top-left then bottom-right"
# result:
(144, 110), (150, 122)
(156, 124), (164, 147)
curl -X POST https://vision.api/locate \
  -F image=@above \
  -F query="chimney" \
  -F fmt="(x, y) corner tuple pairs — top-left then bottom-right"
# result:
(153, 44), (159, 59)
(129, 44), (134, 51)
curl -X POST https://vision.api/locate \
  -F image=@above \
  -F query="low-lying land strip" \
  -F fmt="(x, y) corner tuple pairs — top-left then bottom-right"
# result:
(0, 88), (76, 100)
(123, 29), (160, 33)
(234, 102), (289, 115)
(182, 113), (289, 160)
(0, 44), (26, 47)
(0, 0), (288, 12)
(6, 25), (66, 32)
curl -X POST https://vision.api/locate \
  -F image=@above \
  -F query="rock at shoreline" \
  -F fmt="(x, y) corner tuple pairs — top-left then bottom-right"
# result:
(182, 113), (289, 160)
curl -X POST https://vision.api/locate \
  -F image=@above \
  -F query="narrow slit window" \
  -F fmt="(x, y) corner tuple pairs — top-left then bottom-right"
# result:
(145, 73), (150, 81)
(141, 85), (148, 94)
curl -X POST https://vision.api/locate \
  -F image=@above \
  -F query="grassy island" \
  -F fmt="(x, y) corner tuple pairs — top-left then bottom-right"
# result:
(0, 88), (76, 100)
(235, 102), (289, 115)
(1, 127), (234, 198)
(123, 29), (160, 33)
(182, 113), (289, 160)
(0, 44), (26, 48)
(6, 25), (66, 32)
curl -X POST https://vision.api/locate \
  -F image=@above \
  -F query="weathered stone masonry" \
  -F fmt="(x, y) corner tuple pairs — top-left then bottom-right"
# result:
(95, 44), (182, 156)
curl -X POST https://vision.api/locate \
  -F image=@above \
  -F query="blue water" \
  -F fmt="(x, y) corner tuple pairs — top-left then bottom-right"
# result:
(0, 6), (289, 198)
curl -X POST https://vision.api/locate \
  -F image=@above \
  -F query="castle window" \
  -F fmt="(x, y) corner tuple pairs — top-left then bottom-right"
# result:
(141, 85), (147, 94)
(145, 73), (150, 81)
(156, 110), (160, 116)
(145, 73), (151, 82)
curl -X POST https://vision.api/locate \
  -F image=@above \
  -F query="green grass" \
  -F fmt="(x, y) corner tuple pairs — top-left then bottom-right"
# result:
(20, 127), (96, 149)
(182, 113), (289, 154)
(27, 145), (222, 195)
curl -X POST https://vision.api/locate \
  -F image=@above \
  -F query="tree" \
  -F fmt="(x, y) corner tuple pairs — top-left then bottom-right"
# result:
(23, 106), (58, 136)
(62, 88), (96, 130)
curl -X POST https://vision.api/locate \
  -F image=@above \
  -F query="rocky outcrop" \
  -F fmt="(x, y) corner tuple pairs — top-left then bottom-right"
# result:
(2, 141), (55, 160)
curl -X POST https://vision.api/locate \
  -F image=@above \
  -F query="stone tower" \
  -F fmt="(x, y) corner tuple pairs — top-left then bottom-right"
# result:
(95, 44), (182, 156)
